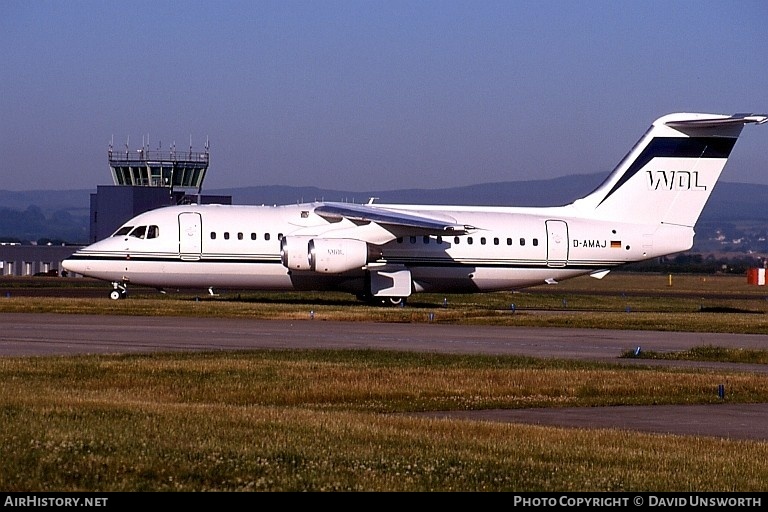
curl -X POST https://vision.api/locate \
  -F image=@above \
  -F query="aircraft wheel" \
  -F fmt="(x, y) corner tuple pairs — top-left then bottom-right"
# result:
(109, 290), (122, 300)
(364, 296), (407, 307)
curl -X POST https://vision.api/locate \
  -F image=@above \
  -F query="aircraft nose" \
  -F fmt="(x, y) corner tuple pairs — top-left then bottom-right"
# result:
(61, 257), (87, 276)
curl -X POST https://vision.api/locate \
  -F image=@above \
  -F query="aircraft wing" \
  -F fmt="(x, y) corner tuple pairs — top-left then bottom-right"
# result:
(314, 202), (473, 234)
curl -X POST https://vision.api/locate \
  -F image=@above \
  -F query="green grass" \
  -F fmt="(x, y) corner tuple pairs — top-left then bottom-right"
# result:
(4, 272), (768, 333)
(2, 349), (768, 491)
(623, 344), (768, 364)
(3, 272), (768, 491)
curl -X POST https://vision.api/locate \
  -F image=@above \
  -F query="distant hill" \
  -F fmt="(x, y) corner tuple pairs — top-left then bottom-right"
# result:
(207, 176), (768, 222)
(2, 175), (768, 247)
(0, 189), (92, 214)
(208, 173), (606, 207)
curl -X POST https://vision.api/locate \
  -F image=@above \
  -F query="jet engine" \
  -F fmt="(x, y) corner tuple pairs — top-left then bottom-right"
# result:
(309, 238), (381, 273)
(281, 237), (382, 273)
(280, 236), (314, 270)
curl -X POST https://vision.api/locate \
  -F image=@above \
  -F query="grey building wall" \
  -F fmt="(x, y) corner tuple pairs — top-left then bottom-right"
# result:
(89, 186), (185, 243)
(89, 186), (232, 243)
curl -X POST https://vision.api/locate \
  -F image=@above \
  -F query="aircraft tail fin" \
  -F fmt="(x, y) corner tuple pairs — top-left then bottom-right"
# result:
(571, 113), (766, 227)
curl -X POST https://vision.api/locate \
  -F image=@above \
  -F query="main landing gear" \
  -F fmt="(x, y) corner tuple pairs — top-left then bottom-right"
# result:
(109, 282), (128, 300)
(384, 296), (406, 307)
(357, 294), (408, 307)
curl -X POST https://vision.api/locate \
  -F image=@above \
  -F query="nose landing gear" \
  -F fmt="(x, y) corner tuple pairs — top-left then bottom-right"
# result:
(109, 282), (128, 300)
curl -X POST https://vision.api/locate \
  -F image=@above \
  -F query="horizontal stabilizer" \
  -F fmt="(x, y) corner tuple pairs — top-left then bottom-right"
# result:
(666, 114), (767, 128)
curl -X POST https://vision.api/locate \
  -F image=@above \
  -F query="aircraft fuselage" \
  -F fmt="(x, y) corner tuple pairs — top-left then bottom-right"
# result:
(63, 202), (690, 296)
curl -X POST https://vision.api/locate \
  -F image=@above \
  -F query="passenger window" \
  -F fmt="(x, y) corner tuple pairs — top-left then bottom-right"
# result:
(467, 237), (473, 245)
(454, 236), (460, 244)
(480, 237), (486, 245)
(224, 232), (230, 240)
(211, 232), (216, 240)
(520, 238), (525, 246)
(506, 238), (512, 246)
(238, 232), (243, 240)
(397, 237), (403, 243)
(436, 236), (443, 244)
(278, 233), (283, 240)
(251, 233), (257, 240)
(493, 237), (499, 245)
(265, 233), (271, 241)
(423, 236), (430, 244)
(410, 236), (417, 244)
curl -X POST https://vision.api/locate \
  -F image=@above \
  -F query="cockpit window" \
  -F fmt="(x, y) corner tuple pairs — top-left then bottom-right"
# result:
(114, 225), (159, 238)
(113, 224), (159, 238)
(113, 226), (133, 236)
(129, 226), (147, 239)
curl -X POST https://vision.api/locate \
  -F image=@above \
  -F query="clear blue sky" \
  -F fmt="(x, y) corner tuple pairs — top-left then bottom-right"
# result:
(1, 0), (766, 193)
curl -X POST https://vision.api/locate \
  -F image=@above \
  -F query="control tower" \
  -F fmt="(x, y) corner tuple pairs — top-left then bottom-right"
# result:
(107, 140), (209, 192)
(88, 138), (231, 243)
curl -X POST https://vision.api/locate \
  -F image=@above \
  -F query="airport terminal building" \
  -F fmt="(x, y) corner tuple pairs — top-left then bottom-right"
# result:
(0, 243), (77, 277)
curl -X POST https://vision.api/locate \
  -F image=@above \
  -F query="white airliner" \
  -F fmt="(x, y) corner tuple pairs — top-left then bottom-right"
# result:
(63, 112), (766, 304)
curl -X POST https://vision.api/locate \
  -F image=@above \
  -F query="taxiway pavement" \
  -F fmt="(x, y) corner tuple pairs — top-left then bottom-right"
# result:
(2, 312), (767, 441)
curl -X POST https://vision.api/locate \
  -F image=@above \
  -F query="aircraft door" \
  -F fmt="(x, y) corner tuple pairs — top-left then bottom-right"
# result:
(179, 212), (202, 260)
(546, 220), (569, 267)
